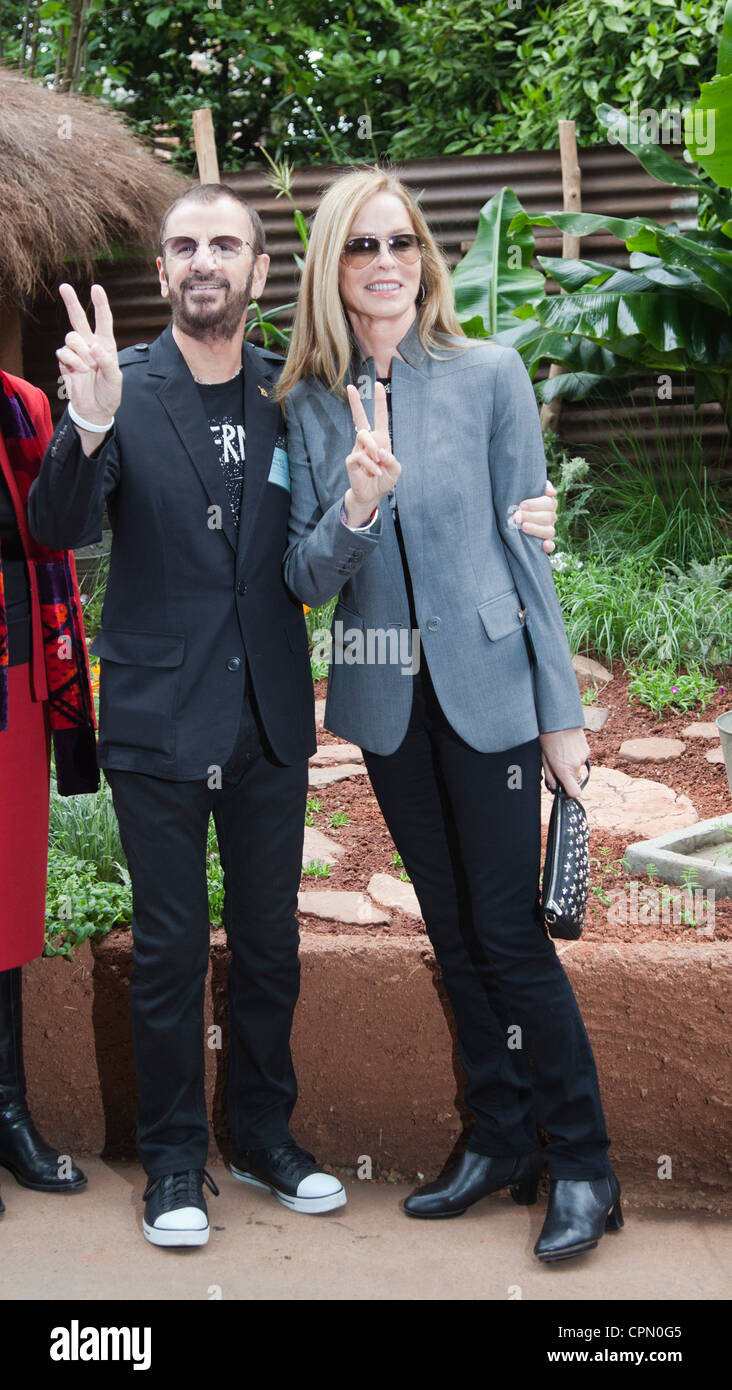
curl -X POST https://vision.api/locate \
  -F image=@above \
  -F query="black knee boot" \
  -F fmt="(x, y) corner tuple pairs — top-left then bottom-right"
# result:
(0, 965), (86, 1192)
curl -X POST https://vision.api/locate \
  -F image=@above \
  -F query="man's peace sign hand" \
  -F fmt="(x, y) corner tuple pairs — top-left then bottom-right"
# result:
(343, 382), (401, 523)
(56, 283), (123, 428)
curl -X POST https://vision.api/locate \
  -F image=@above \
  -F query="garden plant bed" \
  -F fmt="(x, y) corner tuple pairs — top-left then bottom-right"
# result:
(300, 666), (732, 944)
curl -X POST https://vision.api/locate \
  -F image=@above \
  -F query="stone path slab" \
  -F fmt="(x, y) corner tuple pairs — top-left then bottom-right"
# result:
(706, 748), (726, 764)
(310, 742), (364, 766)
(542, 765), (697, 839)
(309, 764), (368, 789)
(368, 873), (422, 918)
(583, 705), (611, 731)
(298, 890), (389, 924)
(619, 737), (686, 763)
(682, 722), (722, 740)
(572, 655), (613, 690)
(314, 698), (326, 729)
(302, 827), (344, 868)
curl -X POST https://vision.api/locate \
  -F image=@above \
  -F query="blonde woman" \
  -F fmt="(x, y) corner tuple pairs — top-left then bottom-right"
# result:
(278, 166), (621, 1263)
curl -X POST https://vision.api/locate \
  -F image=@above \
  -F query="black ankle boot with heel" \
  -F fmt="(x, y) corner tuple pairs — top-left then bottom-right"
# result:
(403, 1148), (544, 1219)
(0, 966), (86, 1194)
(534, 1172), (623, 1261)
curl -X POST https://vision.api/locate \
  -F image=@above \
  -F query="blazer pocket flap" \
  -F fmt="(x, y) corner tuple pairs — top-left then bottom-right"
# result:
(478, 591), (524, 641)
(332, 602), (365, 631)
(89, 629), (186, 667)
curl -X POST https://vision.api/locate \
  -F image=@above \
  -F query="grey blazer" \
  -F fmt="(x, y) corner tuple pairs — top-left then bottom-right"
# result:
(282, 317), (584, 756)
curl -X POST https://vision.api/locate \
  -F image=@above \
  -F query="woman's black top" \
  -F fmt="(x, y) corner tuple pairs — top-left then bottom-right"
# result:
(0, 468), (31, 666)
(375, 375), (446, 713)
(376, 376), (419, 635)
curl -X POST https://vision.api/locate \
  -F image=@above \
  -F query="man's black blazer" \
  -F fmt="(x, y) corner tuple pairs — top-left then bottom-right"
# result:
(28, 323), (316, 778)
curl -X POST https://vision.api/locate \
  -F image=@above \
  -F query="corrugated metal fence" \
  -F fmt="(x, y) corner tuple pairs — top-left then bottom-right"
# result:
(21, 147), (729, 467)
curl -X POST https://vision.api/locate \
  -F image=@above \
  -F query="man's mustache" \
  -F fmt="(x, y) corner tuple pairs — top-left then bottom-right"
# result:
(181, 275), (229, 290)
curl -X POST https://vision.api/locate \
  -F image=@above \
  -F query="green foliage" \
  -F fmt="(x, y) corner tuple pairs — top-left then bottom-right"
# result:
(544, 451), (594, 551)
(302, 859), (330, 878)
(585, 436), (731, 571)
(305, 797), (322, 826)
(551, 551), (732, 670)
(45, 849), (131, 957)
(453, 15), (732, 424)
(0, 0), (721, 167)
(626, 662), (718, 717)
(329, 811), (349, 827)
(306, 596), (337, 682)
(205, 816), (224, 926)
(48, 776), (126, 881)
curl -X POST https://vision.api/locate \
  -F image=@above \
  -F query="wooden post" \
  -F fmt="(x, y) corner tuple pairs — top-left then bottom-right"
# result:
(192, 108), (220, 184)
(540, 119), (582, 435)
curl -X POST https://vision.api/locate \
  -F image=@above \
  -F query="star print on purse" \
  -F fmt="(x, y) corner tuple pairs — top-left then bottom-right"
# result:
(541, 761), (591, 940)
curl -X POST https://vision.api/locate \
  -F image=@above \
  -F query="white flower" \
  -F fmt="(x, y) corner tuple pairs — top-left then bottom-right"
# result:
(189, 51), (221, 75)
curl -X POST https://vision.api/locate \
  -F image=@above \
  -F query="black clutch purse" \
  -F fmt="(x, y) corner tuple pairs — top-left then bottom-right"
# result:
(541, 761), (591, 940)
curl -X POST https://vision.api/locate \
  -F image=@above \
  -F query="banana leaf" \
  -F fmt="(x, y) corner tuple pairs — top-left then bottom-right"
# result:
(452, 187), (544, 335)
(538, 256), (657, 294)
(686, 75), (732, 190)
(596, 103), (703, 187)
(517, 210), (732, 311)
(531, 290), (732, 364)
(719, 0), (732, 78)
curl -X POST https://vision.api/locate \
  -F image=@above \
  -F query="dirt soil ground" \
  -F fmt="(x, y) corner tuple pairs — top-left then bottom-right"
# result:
(298, 664), (732, 944)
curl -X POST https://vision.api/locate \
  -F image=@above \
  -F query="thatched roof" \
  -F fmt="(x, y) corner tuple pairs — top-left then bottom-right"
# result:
(0, 66), (187, 304)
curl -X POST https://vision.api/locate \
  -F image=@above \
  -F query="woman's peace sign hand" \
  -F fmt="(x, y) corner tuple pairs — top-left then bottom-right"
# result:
(56, 282), (123, 426)
(344, 382), (401, 523)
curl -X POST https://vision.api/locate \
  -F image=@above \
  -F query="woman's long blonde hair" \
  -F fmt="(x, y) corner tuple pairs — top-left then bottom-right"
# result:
(274, 165), (468, 404)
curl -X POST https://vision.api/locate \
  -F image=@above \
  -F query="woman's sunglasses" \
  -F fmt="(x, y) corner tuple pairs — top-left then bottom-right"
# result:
(341, 233), (424, 268)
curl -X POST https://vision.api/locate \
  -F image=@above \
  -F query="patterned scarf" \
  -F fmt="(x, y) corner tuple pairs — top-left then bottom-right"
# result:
(0, 371), (98, 794)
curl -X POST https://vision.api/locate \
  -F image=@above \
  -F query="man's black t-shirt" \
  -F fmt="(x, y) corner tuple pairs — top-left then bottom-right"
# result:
(196, 375), (246, 531)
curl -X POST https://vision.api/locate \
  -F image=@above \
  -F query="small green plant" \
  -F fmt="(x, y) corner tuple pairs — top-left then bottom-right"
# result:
(590, 885), (612, 907)
(329, 811), (349, 828)
(581, 687), (598, 706)
(545, 451), (594, 551)
(45, 850), (132, 957)
(552, 551), (731, 671)
(626, 664), (718, 718)
(305, 797), (322, 827)
(392, 851), (411, 883)
(48, 779), (126, 882)
(302, 860), (330, 878)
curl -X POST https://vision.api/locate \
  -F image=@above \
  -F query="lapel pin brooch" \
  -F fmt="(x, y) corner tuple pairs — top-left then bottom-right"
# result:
(258, 385), (269, 397)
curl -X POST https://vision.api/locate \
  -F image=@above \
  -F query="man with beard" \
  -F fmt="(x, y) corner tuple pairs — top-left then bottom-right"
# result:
(27, 184), (347, 1246)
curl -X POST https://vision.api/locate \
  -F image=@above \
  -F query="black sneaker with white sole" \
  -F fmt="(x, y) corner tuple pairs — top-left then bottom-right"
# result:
(142, 1168), (219, 1247)
(231, 1139), (346, 1214)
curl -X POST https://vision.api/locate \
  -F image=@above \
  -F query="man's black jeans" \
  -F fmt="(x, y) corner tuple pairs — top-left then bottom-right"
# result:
(105, 687), (309, 1179)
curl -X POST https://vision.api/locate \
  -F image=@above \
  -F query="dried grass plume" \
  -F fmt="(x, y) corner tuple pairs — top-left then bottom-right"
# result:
(0, 66), (187, 305)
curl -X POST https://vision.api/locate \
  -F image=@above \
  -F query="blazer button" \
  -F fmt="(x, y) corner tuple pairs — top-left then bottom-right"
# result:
(236, 581), (247, 595)
(227, 657), (242, 671)
(426, 616), (441, 631)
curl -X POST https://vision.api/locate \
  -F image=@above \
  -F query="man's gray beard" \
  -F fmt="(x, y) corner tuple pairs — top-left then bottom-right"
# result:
(167, 268), (255, 342)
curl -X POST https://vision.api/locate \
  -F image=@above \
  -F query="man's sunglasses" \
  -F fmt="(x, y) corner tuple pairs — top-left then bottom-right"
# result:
(341, 233), (424, 268)
(161, 236), (255, 261)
